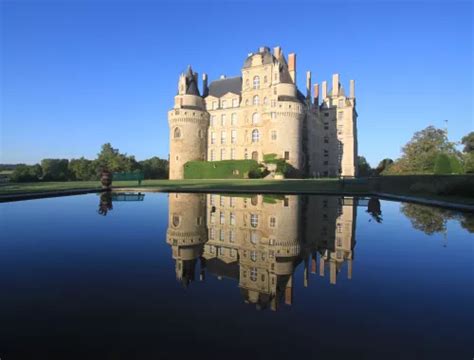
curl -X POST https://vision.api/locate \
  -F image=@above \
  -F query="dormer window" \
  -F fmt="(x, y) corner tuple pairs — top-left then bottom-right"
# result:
(232, 98), (238, 107)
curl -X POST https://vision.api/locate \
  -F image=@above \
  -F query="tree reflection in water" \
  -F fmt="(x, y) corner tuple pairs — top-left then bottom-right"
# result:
(401, 203), (474, 235)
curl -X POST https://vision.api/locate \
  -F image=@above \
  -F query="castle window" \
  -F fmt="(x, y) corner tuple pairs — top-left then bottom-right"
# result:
(220, 196), (225, 206)
(264, 97), (268, 105)
(271, 112), (276, 120)
(211, 132), (216, 144)
(253, 76), (260, 89)
(220, 229), (225, 241)
(252, 113), (260, 125)
(250, 268), (257, 281)
(252, 129), (260, 143)
(324, 136), (329, 144)
(198, 129), (203, 138)
(251, 195), (258, 206)
(284, 151), (289, 160)
(271, 130), (277, 141)
(172, 214), (180, 227)
(221, 114), (226, 126)
(338, 111), (344, 120)
(210, 194), (216, 205)
(271, 100), (276, 107)
(219, 247), (224, 255)
(221, 131), (226, 144)
(253, 95), (259, 106)
(244, 148), (248, 159)
(284, 197), (289, 207)
(229, 230), (235, 243)
(273, 87), (277, 95)
(210, 149), (215, 161)
(251, 251), (257, 262)
(230, 197), (235, 207)
(174, 127), (181, 138)
(269, 216), (276, 228)
(324, 112), (329, 117)
(252, 151), (258, 161)
(210, 212), (216, 224)
(250, 231), (258, 244)
(250, 214), (258, 228)
(232, 98), (238, 107)
(213, 101), (218, 110)
(231, 130), (237, 144)
(221, 148), (226, 160)
(210, 115), (216, 126)
(220, 212), (225, 225)
(222, 100), (227, 109)
(324, 149), (329, 157)
(324, 122), (329, 130)
(231, 113), (237, 125)
(230, 213), (236, 225)
(230, 148), (236, 160)
(210, 228), (215, 240)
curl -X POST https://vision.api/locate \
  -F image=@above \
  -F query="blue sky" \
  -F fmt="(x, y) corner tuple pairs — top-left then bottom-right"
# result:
(1, 0), (472, 166)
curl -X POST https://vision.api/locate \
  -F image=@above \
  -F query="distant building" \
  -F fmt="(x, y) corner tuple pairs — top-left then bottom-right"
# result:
(168, 46), (358, 179)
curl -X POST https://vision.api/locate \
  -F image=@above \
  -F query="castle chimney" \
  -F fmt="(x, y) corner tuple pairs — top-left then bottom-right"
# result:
(288, 53), (296, 84)
(319, 257), (325, 277)
(285, 276), (293, 305)
(304, 257), (309, 288)
(348, 258), (353, 280)
(273, 46), (281, 59)
(313, 84), (319, 106)
(311, 253), (317, 274)
(350, 79), (355, 98)
(332, 73), (340, 97)
(330, 260), (337, 285)
(322, 81), (327, 99)
(306, 71), (311, 102)
(202, 73), (208, 97)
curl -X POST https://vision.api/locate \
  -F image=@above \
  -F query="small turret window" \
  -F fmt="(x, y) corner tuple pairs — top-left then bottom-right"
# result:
(172, 214), (180, 227)
(174, 127), (181, 138)
(252, 129), (260, 142)
(253, 76), (260, 89)
(253, 95), (259, 106)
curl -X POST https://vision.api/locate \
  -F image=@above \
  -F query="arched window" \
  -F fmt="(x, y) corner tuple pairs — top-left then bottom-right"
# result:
(252, 113), (260, 125)
(250, 251), (257, 262)
(252, 129), (260, 143)
(253, 76), (260, 89)
(250, 267), (257, 281)
(250, 214), (258, 228)
(253, 95), (259, 106)
(174, 127), (181, 138)
(172, 214), (180, 227)
(251, 151), (258, 161)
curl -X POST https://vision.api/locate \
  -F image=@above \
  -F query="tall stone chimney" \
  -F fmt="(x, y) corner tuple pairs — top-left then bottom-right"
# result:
(322, 81), (327, 99)
(202, 73), (208, 97)
(288, 53), (296, 84)
(313, 84), (319, 105)
(306, 71), (311, 102)
(332, 73), (339, 97)
(273, 46), (281, 59)
(350, 79), (355, 98)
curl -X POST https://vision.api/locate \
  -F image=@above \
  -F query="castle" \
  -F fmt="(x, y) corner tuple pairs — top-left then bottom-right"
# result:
(168, 46), (358, 179)
(166, 193), (357, 311)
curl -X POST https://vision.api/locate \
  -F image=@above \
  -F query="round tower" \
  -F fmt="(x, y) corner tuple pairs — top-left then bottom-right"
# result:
(168, 66), (209, 180)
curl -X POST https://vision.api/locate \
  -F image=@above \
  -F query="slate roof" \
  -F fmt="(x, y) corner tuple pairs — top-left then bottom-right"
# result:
(243, 46), (276, 68)
(208, 76), (242, 98)
(184, 66), (200, 96)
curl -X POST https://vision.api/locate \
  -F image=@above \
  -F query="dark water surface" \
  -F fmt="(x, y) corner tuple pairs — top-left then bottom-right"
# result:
(0, 192), (472, 359)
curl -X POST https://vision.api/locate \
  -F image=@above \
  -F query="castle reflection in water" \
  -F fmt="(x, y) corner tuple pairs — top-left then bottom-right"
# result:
(166, 193), (357, 311)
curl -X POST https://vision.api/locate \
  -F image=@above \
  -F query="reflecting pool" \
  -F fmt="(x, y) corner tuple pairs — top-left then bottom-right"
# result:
(0, 192), (472, 359)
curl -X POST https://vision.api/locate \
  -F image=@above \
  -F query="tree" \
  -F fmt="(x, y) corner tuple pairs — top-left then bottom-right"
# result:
(69, 157), (98, 180)
(139, 157), (169, 179)
(388, 126), (458, 174)
(96, 143), (139, 173)
(434, 153), (451, 174)
(375, 158), (394, 175)
(401, 203), (453, 235)
(41, 159), (70, 181)
(357, 156), (372, 177)
(461, 131), (474, 153)
(463, 153), (474, 173)
(10, 164), (42, 182)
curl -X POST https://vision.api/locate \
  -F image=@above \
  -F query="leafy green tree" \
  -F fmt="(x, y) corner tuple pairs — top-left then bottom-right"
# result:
(69, 157), (98, 180)
(401, 203), (453, 235)
(357, 156), (372, 177)
(461, 131), (474, 153)
(375, 158), (394, 175)
(41, 159), (70, 181)
(139, 157), (169, 179)
(10, 164), (42, 182)
(96, 143), (139, 173)
(434, 153), (451, 174)
(463, 153), (474, 173)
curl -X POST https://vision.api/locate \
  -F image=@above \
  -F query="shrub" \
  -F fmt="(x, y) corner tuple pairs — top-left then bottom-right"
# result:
(434, 153), (451, 174)
(184, 160), (259, 179)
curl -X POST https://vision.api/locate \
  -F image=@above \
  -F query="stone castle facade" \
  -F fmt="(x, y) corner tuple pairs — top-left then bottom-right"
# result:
(166, 193), (357, 310)
(168, 46), (358, 179)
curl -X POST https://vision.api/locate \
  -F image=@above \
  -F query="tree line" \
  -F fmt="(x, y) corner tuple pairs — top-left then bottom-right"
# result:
(8, 143), (169, 182)
(357, 127), (474, 176)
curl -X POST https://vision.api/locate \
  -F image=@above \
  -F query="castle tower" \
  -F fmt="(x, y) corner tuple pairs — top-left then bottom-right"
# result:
(166, 193), (207, 287)
(168, 66), (209, 179)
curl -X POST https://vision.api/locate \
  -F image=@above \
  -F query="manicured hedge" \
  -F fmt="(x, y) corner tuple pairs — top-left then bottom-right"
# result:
(183, 160), (259, 179)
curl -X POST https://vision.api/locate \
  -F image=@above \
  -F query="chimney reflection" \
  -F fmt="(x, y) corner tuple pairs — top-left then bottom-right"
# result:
(166, 193), (357, 310)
